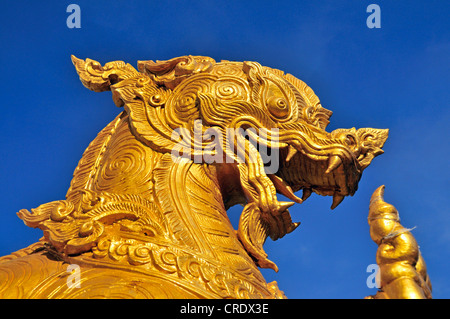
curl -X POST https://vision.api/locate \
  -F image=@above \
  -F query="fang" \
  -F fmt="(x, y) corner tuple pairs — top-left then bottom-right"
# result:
(331, 194), (345, 210)
(325, 155), (342, 174)
(302, 188), (312, 201)
(286, 145), (298, 162)
(278, 201), (295, 213)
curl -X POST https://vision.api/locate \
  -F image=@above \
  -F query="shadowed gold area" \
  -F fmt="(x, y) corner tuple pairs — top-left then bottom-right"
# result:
(0, 55), (389, 298)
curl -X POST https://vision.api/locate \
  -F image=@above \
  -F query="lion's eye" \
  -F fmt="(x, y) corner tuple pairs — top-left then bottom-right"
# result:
(266, 96), (289, 118)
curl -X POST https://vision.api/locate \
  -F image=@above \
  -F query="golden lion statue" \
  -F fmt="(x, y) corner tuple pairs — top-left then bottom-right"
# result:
(0, 55), (389, 298)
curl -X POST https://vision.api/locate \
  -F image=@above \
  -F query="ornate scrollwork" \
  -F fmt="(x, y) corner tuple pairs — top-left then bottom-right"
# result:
(18, 190), (169, 255)
(1, 55), (391, 299)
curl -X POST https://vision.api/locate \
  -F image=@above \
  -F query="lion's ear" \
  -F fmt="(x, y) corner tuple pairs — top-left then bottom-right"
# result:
(110, 75), (177, 154)
(72, 55), (181, 153)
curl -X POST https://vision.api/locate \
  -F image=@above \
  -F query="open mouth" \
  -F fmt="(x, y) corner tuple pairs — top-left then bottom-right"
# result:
(262, 122), (388, 211)
(268, 144), (362, 210)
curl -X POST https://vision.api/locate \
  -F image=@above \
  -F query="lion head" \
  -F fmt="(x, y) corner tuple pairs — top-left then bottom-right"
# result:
(68, 55), (388, 270)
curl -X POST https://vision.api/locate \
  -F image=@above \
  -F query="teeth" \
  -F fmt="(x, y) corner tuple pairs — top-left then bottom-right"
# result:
(331, 194), (345, 210)
(287, 221), (301, 234)
(302, 188), (312, 201)
(278, 201), (295, 213)
(286, 145), (298, 162)
(268, 174), (303, 204)
(325, 155), (342, 174)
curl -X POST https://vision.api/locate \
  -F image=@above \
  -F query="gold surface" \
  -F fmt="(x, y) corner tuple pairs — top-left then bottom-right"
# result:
(0, 55), (389, 298)
(366, 186), (432, 299)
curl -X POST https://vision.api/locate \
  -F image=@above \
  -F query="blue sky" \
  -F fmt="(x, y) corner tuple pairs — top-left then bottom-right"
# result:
(0, 1), (448, 298)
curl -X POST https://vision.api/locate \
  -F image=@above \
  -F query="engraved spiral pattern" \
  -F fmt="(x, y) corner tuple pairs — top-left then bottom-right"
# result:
(212, 77), (250, 102)
(3, 55), (388, 300)
(167, 75), (217, 123)
(93, 116), (154, 197)
(211, 62), (246, 78)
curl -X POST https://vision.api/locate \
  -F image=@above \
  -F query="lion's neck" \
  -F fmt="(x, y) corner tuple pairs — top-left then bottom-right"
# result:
(65, 112), (276, 297)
